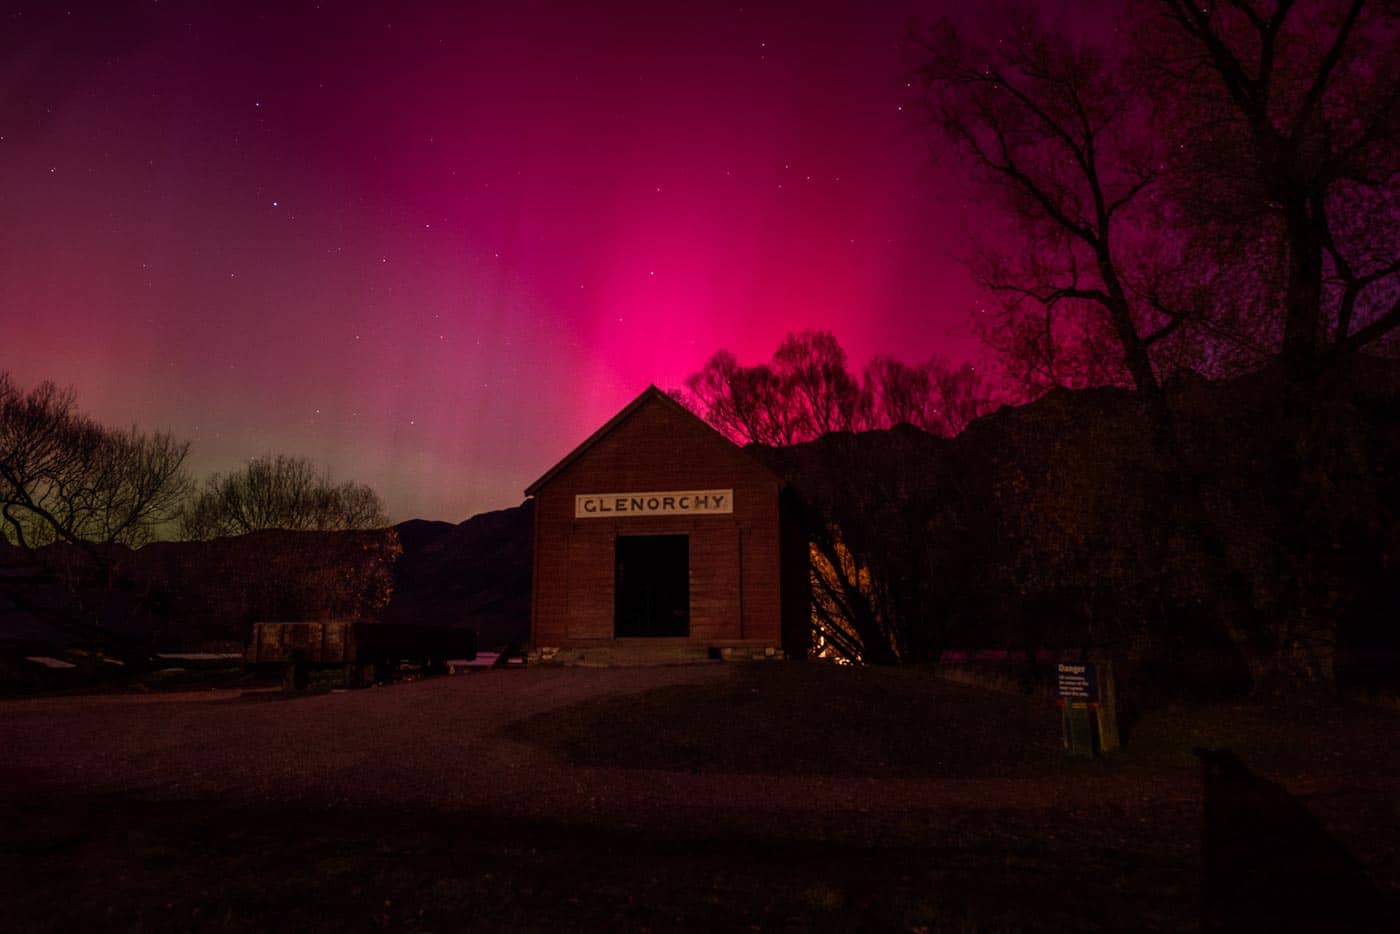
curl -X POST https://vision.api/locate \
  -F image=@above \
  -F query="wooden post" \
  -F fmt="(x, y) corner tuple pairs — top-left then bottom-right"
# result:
(1094, 663), (1120, 753)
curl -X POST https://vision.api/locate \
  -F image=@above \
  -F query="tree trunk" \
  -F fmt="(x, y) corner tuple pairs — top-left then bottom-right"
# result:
(1281, 192), (1326, 382)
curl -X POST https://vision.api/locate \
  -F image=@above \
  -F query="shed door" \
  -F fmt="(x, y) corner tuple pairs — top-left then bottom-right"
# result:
(614, 534), (689, 637)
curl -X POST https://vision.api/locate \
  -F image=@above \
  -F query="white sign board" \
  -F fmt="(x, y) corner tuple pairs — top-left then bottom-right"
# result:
(575, 489), (734, 518)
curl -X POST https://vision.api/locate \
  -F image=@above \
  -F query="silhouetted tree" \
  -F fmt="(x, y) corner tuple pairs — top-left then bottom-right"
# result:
(0, 372), (192, 657)
(684, 334), (1000, 663)
(684, 332), (997, 445)
(914, 3), (1400, 396)
(756, 425), (984, 665)
(1145, 1), (1400, 689)
(864, 355), (1000, 437)
(772, 331), (869, 437)
(181, 454), (388, 540)
(0, 373), (190, 559)
(684, 331), (872, 445)
(684, 350), (802, 446)
(913, 16), (1181, 413)
(863, 356), (929, 428)
(911, 3), (1400, 688)
(930, 359), (1000, 436)
(1146, 0), (1400, 379)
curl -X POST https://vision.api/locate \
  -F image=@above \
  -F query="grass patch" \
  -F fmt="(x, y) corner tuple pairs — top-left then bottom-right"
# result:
(517, 663), (1066, 778)
(518, 663), (1400, 789)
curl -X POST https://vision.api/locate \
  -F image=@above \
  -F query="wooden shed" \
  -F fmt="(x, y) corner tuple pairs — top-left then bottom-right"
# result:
(526, 386), (808, 663)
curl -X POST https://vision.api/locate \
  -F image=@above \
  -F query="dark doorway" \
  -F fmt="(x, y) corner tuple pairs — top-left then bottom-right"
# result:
(614, 535), (689, 637)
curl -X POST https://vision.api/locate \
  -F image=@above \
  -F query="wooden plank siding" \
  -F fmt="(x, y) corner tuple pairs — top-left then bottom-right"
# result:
(527, 387), (793, 653)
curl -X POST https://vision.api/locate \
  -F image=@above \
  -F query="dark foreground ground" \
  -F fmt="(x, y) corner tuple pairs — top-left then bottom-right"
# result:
(2, 664), (1397, 932)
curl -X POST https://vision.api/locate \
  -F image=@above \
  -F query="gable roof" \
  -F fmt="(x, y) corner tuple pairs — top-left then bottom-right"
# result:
(524, 385), (778, 496)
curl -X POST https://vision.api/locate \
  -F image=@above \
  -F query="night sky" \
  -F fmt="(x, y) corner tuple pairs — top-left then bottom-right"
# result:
(3, 1), (1087, 521)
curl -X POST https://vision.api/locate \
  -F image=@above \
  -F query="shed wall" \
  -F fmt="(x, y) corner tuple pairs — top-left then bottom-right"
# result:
(530, 396), (783, 648)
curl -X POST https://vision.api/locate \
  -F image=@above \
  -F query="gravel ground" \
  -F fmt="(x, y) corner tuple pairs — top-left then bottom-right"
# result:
(2, 665), (1396, 931)
(0, 665), (1201, 833)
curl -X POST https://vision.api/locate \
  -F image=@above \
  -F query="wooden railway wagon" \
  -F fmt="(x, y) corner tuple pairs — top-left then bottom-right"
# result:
(246, 620), (477, 689)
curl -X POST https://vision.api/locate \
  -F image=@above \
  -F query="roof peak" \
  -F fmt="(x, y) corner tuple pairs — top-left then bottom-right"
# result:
(523, 385), (775, 496)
